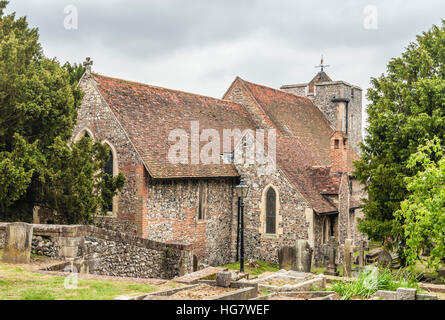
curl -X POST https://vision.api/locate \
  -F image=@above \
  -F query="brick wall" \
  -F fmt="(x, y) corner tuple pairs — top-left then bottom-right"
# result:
(144, 178), (234, 267)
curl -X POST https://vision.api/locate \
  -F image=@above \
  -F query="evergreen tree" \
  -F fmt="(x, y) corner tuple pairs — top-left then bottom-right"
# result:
(0, 1), (125, 224)
(355, 22), (445, 255)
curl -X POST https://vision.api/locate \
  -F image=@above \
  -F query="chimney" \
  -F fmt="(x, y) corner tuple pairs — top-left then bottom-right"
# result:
(330, 131), (349, 174)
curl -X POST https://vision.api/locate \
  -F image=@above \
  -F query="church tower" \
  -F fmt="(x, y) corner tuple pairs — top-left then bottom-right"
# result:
(280, 59), (363, 154)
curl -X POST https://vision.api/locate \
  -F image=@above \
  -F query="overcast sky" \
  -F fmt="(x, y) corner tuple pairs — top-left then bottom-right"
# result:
(6, 0), (445, 129)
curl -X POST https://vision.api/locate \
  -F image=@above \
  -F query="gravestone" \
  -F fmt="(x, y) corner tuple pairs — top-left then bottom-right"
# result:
(343, 239), (353, 277)
(2, 222), (33, 264)
(324, 237), (338, 276)
(278, 246), (296, 271)
(358, 240), (368, 267)
(216, 271), (232, 288)
(377, 250), (392, 267)
(296, 240), (313, 272)
(278, 241), (313, 272)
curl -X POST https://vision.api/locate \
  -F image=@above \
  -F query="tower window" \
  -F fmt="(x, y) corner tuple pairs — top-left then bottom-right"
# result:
(334, 139), (340, 149)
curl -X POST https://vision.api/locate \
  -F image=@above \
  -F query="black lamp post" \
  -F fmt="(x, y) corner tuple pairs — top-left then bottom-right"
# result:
(235, 176), (249, 273)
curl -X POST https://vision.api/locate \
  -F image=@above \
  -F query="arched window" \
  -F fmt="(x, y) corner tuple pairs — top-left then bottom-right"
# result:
(265, 187), (277, 234)
(75, 127), (95, 142)
(104, 149), (113, 176)
(103, 147), (114, 213)
(101, 140), (119, 216)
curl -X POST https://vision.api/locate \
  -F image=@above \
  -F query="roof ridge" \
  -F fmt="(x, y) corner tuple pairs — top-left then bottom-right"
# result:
(239, 77), (315, 104)
(93, 73), (244, 108)
(239, 77), (335, 134)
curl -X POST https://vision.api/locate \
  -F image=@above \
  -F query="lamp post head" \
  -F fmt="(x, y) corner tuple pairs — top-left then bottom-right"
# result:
(235, 176), (249, 198)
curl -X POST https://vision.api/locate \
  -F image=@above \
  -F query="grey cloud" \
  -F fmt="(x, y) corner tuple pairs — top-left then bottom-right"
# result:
(5, 0), (445, 111)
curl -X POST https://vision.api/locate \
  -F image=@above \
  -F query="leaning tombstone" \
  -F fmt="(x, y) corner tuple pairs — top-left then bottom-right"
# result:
(358, 240), (367, 267)
(2, 222), (34, 264)
(377, 250), (392, 267)
(324, 237), (338, 276)
(343, 239), (353, 277)
(295, 240), (313, 272)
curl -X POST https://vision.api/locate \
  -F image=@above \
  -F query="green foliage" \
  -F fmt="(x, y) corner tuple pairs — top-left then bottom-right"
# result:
(396, 138), (445, 271)
(0, 1), (124, 224)
(331, 268), (419, 300)
(354, 22), (445, 251)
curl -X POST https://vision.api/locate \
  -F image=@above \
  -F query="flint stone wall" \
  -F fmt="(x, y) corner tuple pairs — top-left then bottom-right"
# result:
(0, 223), (192, 279)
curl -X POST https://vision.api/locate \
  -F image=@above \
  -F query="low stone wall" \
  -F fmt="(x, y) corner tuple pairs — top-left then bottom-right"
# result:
(373, 288), (438, 300)
(0, 223), (192, 279)
(93, 216), (138, 236)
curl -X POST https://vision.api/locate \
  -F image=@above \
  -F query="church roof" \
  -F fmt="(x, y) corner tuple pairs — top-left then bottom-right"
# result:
(236, 78), (334, 166)
(225, 77), (361, 213)
(276, 137), (338, 213)
(91, 73), (357, 214)
(93, 74), (254, 179)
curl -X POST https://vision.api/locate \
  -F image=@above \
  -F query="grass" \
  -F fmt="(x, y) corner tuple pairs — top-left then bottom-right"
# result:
(0, 249), (176, 300)
(311, 266), (326, 275)
(331, 268), (420, 300)
(260, 289), (272, 296)
(221, 260), (279, 276)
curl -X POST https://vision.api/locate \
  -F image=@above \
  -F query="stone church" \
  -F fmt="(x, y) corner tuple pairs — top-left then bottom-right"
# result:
(72, 59), (366, 267)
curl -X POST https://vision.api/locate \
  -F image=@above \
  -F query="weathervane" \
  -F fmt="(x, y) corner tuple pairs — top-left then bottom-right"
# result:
(315, 55), (330, 73)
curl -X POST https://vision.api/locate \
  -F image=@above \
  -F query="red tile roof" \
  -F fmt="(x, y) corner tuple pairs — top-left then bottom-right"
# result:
(94, 74), (254, 179)
(237, 78), (334, 166)
(276, 137), (338, 213)
(91, 73), (358, 213)
(223, 77), (360, 213)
